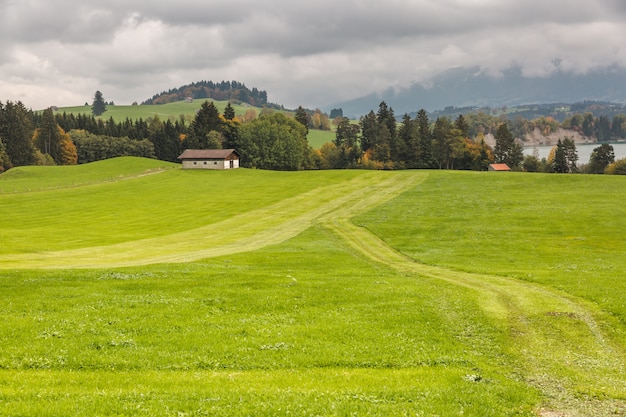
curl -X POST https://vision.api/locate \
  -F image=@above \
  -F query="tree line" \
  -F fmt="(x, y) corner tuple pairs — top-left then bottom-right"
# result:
(317, 101), (623, 174)
(2, 97), (626, 174)
(0, 99), (313, 172)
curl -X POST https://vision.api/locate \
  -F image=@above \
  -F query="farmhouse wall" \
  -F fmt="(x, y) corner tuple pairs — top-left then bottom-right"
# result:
(182, 158), (239, 170)
(178, 149), (240, 170)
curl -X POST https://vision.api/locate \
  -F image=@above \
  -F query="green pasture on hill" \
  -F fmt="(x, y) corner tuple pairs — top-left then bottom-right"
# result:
(0, 159), (625, 416)
(55, 101), (266, 122)
(306, 128), (335, 149)
(54, 101), (333, 148)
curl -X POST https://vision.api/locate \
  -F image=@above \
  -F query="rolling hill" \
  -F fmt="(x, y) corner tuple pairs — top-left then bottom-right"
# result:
(55, 100), (261, 122)
(52, 101), (333, 149)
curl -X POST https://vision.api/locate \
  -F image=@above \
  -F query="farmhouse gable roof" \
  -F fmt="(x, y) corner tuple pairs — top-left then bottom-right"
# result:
(178, 149), (239, 160)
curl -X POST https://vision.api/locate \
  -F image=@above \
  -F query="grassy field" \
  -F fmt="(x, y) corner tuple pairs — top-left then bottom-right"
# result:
(55, 101), (268, 122)
(306, 128), (336, 149)
(0, 159), (625, 416)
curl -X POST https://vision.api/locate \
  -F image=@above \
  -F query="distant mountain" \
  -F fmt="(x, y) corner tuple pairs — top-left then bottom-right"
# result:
(329, 66), (626, 118)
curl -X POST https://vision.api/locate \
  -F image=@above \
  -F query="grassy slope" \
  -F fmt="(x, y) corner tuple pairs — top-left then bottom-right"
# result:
(0, 161), (368, 259)
(0, 161), (625, 416)
(54, 102), (333, 149)
(354, 171), (626, 323)
(56, 101), (267, 122)
(306, 128), (335, 149)
(0, 157), (178, 193)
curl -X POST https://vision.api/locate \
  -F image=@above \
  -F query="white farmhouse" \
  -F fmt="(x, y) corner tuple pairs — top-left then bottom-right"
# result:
(178, 149), (240, 170)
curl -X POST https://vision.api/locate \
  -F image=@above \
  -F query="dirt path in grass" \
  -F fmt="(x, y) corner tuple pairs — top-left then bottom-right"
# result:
(323, 218), (626, 417)
(0, 171), (426, 269)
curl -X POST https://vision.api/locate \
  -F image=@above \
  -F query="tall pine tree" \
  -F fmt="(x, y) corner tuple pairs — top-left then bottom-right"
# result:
(224, 103), (236, 121)
(294, 106), (310, 134)
(493, 123), (523, 168)
(191, 101), (222, 148)
(416, 109), (434, 169)
(0, 101), (36, 166)
(92, 91), (107, 116)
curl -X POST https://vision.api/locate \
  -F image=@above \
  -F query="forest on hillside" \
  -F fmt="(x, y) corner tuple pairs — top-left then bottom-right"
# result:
(141, 80), (284, 110)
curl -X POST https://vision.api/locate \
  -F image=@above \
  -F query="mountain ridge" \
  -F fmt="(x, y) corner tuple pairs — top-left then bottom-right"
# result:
(328, 66), (626, 118)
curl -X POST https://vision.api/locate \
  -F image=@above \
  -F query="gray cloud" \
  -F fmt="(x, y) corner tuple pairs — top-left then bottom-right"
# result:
(1, 0), (626, 110)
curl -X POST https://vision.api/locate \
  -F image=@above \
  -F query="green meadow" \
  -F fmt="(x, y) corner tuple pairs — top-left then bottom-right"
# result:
(54, 101), (335, 148)
(56, 101), (261, 122)
(0, 158), (625, 416)
(306, 128), (336, 149)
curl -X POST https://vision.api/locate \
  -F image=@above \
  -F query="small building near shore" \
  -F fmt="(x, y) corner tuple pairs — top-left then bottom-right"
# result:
(178, 149), (240, 170)
(488, 163), (511, 171)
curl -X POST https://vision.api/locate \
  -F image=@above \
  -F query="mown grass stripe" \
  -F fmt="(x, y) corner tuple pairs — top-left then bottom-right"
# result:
(0, 171), (424, 269)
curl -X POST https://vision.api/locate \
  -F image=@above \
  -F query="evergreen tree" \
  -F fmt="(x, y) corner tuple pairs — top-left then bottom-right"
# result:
(562, 137), (578, 173)
(454, 114), (470, 138)
(334, 117), (361, 168)
(162, 120), (183, 162)
(294, 106), (310, 134)
(147, 116), (169, 161)
(493, 123), (523, 168)
(372, 126), (392, 164)
(376, 101), (396, 153)
(588, 143), (615, 174)
(224, 103), (236, 120)
(415, 109), (434, 168)
(432, 117), (463, 169)
(220, 116), (239, 151)
(191, 101), (221, 147)
(334, 117), (359, 148)
(0, 138), (11, 172)
(359, 111), (378, 153)
(92, 90), (107, 116)
(398, 114), (418, 168)
(0, 101), (36, 166)
(376, 101), (396, 140)
(329, 108), (343, 119)
(32, 110), (76, 166)
(552, 139), (568, 173)
(33, 108), (62, 161)
(476, 135), (494, 171)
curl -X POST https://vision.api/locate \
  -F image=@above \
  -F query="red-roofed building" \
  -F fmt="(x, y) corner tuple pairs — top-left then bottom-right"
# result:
(178, 149), (240, 170)
(488, 163), (511, 171)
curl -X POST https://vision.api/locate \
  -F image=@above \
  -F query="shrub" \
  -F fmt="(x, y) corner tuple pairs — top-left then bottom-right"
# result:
(605, 158), (626, 175)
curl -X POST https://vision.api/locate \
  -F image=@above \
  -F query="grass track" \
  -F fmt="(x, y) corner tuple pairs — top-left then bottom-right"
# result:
(324, 218), (626, 416)
(0, 170), (425, 269)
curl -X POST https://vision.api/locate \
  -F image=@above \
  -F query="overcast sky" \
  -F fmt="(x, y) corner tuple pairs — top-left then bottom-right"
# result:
(2, 0), (626, 110)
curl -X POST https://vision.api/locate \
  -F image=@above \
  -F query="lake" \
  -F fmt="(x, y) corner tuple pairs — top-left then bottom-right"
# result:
(524, 142), (626, 164)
